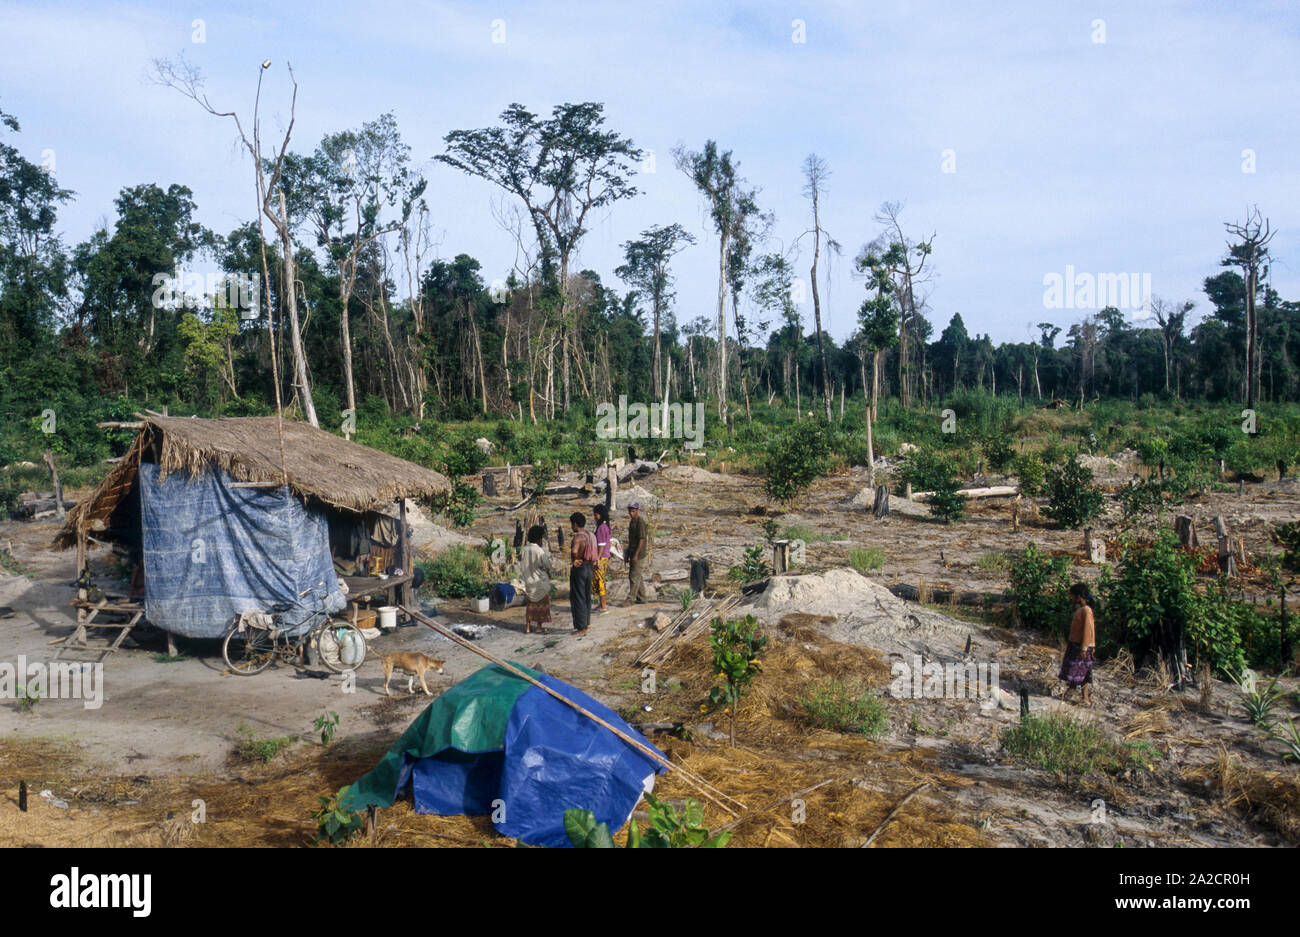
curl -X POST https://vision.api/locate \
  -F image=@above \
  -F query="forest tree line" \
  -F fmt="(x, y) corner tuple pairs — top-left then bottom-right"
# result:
(3, 88), (1299, 467)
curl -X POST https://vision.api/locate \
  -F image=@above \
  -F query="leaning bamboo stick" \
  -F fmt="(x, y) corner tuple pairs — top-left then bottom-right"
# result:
(403, 604), (745, 815)
(860, 782), (930, 848)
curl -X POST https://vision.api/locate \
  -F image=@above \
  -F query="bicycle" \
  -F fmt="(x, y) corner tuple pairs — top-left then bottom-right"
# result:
(222, 584), (367, 676)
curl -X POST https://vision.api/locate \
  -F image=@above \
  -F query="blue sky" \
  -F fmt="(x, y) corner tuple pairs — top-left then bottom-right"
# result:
(2, 0), (1297, 346)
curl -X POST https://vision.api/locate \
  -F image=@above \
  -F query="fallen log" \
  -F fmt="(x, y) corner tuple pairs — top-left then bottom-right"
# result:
(911, 485), (1018, 502)
(887, 583), (1007, 607)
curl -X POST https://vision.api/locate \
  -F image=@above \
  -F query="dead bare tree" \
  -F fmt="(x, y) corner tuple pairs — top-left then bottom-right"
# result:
(151, 55), (318, 429)
(1222, 207), (1275, 409)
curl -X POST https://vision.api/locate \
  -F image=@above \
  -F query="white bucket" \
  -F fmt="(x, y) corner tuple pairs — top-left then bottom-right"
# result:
(377, 606), (398, 630)
(473, 598), (489, 613)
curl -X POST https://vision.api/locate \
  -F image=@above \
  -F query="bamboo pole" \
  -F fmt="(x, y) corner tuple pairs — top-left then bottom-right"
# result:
(860, 782), (930, 848)
(402, 604), (744, 815)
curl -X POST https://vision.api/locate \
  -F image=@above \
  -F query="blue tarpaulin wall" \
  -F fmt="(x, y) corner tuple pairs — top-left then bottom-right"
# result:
(138, 462), (345, 638)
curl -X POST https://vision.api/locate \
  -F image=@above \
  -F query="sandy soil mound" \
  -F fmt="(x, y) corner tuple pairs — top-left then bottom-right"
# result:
(750, 568), (970, 654)
(395, 499), (478, 551)
(661, 465), (742, 485)
(615, 484), (660, 510)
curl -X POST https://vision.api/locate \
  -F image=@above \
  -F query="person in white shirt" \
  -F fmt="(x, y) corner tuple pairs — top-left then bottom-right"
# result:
(520, 525), (555, 634)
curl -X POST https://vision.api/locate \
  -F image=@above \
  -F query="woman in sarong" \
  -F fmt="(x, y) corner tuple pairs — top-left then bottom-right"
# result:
(592, 503), (612, 614)
(1059, 582), (1096, 705)
(520, 524), (555, 634)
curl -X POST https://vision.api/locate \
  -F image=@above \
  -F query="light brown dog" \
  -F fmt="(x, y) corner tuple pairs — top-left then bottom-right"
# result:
(376, 651), (445, 696)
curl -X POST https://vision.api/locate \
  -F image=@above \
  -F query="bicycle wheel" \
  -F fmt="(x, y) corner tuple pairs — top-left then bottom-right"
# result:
(315, 621), (367, 673)
(222, 622), (277, 675)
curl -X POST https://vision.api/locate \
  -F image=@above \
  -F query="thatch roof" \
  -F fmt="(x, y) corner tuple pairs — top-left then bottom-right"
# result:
(54, 416), (451, 550)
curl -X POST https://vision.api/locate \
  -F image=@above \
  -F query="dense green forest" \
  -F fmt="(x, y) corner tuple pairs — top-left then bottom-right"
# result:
(3, 95), (1298, 474)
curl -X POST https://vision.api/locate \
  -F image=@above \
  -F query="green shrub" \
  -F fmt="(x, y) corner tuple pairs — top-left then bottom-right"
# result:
(1100, 532), (1245, 680)
(564, 791), (732, 848)
(1043, 457), (1104, 529)
(899, 448), (958, 493)
(1116, 479), (1166, 525)
(925, 475), (967, 524)
(1012, 452), (1047, 496)
(708, 614), (768, 746)
(979, 433), (1016, 473)
(443, 437), (489, 478)
(1008, 542), (1073, 634)
(314, 786), (365, 845)
(1001, 712), (1158, 775)
(419, 544), (490, 599)
(762, 421), (832, 503)
(430, 481), (483, 528)
(800, 679), (888, 737)
(728, 545), (771, 583)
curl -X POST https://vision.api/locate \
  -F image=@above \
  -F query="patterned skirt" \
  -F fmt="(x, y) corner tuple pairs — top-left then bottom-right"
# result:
(1059, 642), (1094, 686)
(526, 594), (552, 627)
(594, 557), (609, 601)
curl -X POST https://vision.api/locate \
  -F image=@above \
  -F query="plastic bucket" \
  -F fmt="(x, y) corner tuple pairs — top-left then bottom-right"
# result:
(377, 606), (398, 630)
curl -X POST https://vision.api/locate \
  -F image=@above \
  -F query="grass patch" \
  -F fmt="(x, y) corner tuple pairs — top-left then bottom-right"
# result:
(1000, 712), (1159, 775)
(780, 523), (832, 544)
(799, 679), (889, 737)
(233, 722), (295, 764)
(976, 550), (1015, 573)
(151, 652), (192, 663)
(848, 547), (885, 573)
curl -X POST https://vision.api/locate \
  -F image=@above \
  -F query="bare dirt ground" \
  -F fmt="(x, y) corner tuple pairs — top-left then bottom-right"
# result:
(2, 463), (1298, 847)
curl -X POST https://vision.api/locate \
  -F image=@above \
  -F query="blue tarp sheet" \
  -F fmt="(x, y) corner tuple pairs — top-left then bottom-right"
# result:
(138, 462), (345, 638)
(390, 670), (663, 847)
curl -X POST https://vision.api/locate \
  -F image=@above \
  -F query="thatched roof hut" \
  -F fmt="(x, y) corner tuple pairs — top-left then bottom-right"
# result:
(56, 415), (450, 550)
(54, 415), (452, 642)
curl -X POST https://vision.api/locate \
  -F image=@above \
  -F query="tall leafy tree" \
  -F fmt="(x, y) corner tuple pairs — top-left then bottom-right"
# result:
(615, 223), (695, 401)
(439, 102), (641, 412)
(283, 113), (426, 417)
(672, 140), (759, 425)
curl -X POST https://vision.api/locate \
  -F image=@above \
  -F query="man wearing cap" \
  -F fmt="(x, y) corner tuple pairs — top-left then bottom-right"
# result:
(626, 502), (649, 604)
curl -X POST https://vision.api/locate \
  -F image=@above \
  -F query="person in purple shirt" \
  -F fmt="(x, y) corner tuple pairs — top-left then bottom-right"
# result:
(592, 503), (612, 614)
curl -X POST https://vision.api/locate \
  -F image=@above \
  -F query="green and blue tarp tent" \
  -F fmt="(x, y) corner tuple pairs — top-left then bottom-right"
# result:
(342, 662), (664, 847)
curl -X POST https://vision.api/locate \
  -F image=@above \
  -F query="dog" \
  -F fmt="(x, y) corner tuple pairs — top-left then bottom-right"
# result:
(375, 651), (445, 697)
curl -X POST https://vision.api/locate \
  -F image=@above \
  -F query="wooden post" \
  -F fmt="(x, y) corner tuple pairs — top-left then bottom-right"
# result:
(482, 472), (497, 498)
(1082, 527), (1093, 560)
(1174, 514), (1198, 548)
(904, 482), (913, 502)
(73, 530), (87, 647)
(606, 458), (617, 513)
(1011, 497), (1020, 532)
(43, 449), (65, 520)
(397, 498), (411, 609)
(167, 632), (178, 659)
(773, 540), (790, 574)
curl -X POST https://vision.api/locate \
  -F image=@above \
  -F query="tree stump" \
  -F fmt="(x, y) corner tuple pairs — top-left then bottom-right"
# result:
(773, 540), (791, 574)
(1174, 515), (1198, 549)
(482, 472), (498, 498)
(1217, 537), (1236, 576)
(872, 485), (890, 519)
